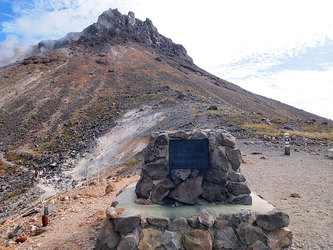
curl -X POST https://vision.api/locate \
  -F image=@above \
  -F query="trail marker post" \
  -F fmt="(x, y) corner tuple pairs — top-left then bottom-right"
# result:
(283, 132), (291, 155)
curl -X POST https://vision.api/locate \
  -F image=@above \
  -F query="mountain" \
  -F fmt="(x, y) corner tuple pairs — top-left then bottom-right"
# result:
(0, 9), (330, 215)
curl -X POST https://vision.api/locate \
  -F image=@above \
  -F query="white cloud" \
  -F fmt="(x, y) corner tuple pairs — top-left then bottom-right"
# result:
(227, 68), (333, 120)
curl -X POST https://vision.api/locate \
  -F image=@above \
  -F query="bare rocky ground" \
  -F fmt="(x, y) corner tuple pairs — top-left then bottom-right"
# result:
(239, 139), (333, 249)
(0, 138), (332, 249)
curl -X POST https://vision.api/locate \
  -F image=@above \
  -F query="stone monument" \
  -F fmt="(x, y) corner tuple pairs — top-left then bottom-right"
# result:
(95, 129), (292, 250)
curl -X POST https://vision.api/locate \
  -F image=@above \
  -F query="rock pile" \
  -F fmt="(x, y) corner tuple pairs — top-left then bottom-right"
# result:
(95, 208), (292, 250)
(135, 129), (252, 206)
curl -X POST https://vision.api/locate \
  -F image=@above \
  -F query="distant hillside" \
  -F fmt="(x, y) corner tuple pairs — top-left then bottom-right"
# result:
(0, 9), (331, 210)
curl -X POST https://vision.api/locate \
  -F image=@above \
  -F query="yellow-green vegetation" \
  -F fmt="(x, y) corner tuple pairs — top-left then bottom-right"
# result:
(8, 192), (17, 198)
(289, 131), (333, 140)
(243, 120), (333, 141)
(119, 158), (137, 174)
(243, 123), (282, 137)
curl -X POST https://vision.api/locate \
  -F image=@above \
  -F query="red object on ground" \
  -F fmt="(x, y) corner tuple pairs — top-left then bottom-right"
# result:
(42, 215), (48, 227)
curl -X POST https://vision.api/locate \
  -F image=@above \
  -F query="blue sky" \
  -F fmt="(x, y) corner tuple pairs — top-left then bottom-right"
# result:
(0, 0), (332, 120)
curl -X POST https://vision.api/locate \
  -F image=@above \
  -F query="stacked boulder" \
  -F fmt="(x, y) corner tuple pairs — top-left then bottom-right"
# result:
(135, 129), (252, 206)
(95, 208), (292, 249)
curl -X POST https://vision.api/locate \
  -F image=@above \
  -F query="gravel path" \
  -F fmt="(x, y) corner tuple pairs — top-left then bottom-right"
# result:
(239, 139), (333, 249)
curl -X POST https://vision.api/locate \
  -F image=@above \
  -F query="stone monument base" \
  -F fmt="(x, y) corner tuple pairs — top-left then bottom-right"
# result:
(95, 183), (292, 250)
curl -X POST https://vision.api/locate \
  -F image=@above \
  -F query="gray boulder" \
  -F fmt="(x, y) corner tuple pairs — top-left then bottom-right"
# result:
(204, 169), (227, 186)
(221, 133), (237, 148)
(230, 195), (252, 205)
(201, 182), (229, 202)
(210, 147), (229, 172)
(147, 216), (170, 229)
(227, 182), (251, 196)
(214, 226), (241, 250)
(226, 148), (242, 171)
(168, 176), (203, 205)
(117, 233), (137, 250)
(114, 215), (141, 235)
(142, 159), (169, 180)
(256, 208), (290, 231)
(227, 172), (246, 182)
(168, 217), (188, 231)
(237, 223), (267, 246)
(95, 218), (119, 250)
(161, 230), (182, 250)
(151, 178), (174, 204)
(135, 175), (154, 199)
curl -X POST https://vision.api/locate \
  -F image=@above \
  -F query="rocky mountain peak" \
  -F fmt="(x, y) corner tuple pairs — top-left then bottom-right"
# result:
(38, 9), (193, 63)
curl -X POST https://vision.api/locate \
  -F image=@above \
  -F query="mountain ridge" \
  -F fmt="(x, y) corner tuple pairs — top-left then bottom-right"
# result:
(0, 8), (331, 217)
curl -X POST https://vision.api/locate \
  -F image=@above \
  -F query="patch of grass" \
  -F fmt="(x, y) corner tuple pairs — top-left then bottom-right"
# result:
(8, 192), (17, 198)
(225, 119), (244, 126)
(290, 131), (333, 140)
(6, 153), (17, 161)
(119, 158), (137, 174)
(243, 123), (283, 137)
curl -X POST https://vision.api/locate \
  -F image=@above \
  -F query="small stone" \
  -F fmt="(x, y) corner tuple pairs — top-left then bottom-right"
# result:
(106, 207), (119, 219)
(237, 223), (267, 246)
(214, 214), (229, 229)
(151, 178), (174, 204)
(114, 215), (141, 235)
(182, 229), (212, 250)
(227, 182), (251, 196)
(155, 133), (168, 147)
(210, 147), (229, 172)
(147, 216), (170, 229)
(187, 215), (200, 229)
(168, 176), (203, 205)
(198, 209), (214, 228)
(138, 228), (162, 250)
(214, 227), (241, 249)
(135, 199), (154, 205)
(173, 169), (191, 181)
(201, 181), (229, 202)
(95, 218), (119, 250)
(142, 159), (169, 180)
(225, 148), (242, 171)
(168, 130), (188, 139)
(240, 209), (256, 224)
(227, 172), (246, 182)
(106, 207), (124, 219)
(16, 236), (27, 243)
(168, 217), (188, 231)
(141, 217), (149, 228)
(208, 105), (218, 110)
(117, 233), (137, 250)
(290, 193), (301, 198)
(268, 227), (293, 250)
(161, 230), (182, 250)
(221, 133), (237, 148)
(191, 130), (207, 139)
(248, 240), (270, 250)
(135, 175), (154, 199)
(256, 208), (290, 231)
(204, 169), (227, 186)
(105, 184), (115, 194)
(230, 195), (252, 205)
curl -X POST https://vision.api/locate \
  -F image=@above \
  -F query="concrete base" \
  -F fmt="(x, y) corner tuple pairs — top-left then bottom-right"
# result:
(114, 183), (274, 219)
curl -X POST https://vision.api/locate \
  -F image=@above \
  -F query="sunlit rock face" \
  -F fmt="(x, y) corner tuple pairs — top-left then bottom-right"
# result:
(135, 129), (252, 206)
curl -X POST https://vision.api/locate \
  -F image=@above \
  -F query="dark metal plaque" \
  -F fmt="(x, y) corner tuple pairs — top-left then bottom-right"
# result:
(169, 139), (210, 170)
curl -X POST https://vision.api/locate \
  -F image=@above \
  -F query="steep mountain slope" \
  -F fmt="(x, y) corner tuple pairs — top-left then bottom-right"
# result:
(0, 9), (330, 212)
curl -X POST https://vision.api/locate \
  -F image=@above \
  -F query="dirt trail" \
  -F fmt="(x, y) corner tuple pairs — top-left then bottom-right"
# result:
(239, 139), (333, 249)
